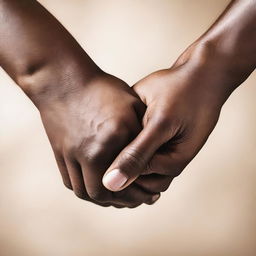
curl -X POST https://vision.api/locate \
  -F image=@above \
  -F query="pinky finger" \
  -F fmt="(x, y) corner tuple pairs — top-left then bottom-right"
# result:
(54, 152), (72, 190)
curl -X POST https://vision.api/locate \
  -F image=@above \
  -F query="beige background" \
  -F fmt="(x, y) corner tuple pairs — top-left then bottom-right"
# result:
(1, 0), (256, 255)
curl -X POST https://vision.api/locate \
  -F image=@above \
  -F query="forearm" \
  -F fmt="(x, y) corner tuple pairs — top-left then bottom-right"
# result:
(201, 0), (256, 78)
(0, 0), (101, 99)
(174, 0), (256, 102)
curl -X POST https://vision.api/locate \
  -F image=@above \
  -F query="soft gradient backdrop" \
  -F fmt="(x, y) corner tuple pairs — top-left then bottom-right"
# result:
(1, 1), (256, 255)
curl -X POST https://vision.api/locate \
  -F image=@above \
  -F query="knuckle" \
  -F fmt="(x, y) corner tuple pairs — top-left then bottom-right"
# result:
(173, 167), (184, 178)
(120, 148), (146, 170)
(103, 122), (131, 145)
(84, 144), (104, 164)
(183, 153), (194, 165)
(168, 164), (184, 178)
(128, 203), (142, 209)
(142, 180), (170, 193)
(65, 138), (89, 158)
(173, 158), (189, 176)
(87, 188), (107, 202)
(161, 182), (171, 192)
(74, 190), (88, 200)
(75, 138), (89, 156)
(63, 181), (72, 190)
(145, 161), (155, 175)
(108, 119), (126, 133)
(152, 111), (171, 129)
(90, 122), (132, 157)
(157, 182), (171, 192)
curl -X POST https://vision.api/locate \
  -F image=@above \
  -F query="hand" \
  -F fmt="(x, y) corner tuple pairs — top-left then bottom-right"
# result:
(35, 69), (159, 208)
(102, 43), (236, 194)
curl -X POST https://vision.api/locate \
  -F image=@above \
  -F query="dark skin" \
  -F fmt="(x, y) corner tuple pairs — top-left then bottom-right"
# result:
(0, 0), (159, 208)
(103, 0), (256, 194)
(1, 0), (255, 207)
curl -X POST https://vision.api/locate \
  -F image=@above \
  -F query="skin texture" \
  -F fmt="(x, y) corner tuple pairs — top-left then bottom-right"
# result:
(0, 0), (159, 208)
(1, 0), (256, 207)
(39, 71), (160, 208)
(103, 0), (256, 193)
(103, 46), (226, 193)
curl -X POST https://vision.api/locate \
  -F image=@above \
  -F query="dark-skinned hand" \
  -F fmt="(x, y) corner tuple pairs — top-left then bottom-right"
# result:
(37, 70), (160, 208)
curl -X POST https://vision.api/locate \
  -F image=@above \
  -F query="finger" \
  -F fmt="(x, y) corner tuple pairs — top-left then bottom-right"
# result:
(102, 118), (169, 192)
(80, 163), (112, 203)
(78, 125), (159, 207)
(113, 185), (161, 207)
(132, 98), (146, 123)
(137, 153), (187, 194)
(80, 158), (157, 208)
(135, 174), (173, 193)
(65, 157), (112, 207)
(54, 152), (72, 190)
(142, 153), (185, 176)
(65, 157), (88, 199)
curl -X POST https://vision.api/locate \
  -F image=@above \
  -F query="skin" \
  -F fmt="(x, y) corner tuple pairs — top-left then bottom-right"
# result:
(103, 0), (256, 194)
(0, 0), (159, 208)
(1, 0), (255, 207)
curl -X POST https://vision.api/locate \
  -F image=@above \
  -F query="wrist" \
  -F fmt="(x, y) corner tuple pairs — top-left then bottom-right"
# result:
(17, 55), (103, 109)
(172, 38), (255, 105)
(198, 37), (255, 86)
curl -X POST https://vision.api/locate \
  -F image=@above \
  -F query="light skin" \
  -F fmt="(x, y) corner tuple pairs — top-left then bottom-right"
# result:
(1, 0), (255, 207)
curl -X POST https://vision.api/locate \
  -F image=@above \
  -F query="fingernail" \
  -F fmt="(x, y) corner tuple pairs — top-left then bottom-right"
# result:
(103, 169), (128, 191)
(152, 194), (160, 203)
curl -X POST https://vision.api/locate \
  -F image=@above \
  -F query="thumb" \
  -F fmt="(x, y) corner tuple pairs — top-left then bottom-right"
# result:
(102, 119), (167, 192)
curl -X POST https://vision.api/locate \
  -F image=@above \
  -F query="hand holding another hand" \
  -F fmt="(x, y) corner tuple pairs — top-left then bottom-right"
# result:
(37, 70), (160, 208)
(1, 0), (255, 208)
(103, 43), (235, 194)
(102, 0), (256, 202)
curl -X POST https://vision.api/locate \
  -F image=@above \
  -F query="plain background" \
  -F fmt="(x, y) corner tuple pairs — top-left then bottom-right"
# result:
(1, 1), (256, 255)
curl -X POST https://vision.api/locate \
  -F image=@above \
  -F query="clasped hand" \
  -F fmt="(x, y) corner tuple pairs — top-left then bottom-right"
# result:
(38, 45), (224, 208)
(3, 0), (252, 209)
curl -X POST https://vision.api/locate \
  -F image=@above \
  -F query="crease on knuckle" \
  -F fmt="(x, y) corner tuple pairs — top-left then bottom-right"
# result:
(157, 181), (172, 192)
(120, 148), (146, 170)
(77, 137), (88, 154)
(145, 161), (155, 175)
(85, 147), (103, 164)
(63, 181), (72, 190)
(68, 137), (91, 159)
(103, 124), (131, 146)
(152, 112), (171, 130)
(74, 190), (88, 200)
(87, 189), (107, 202)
